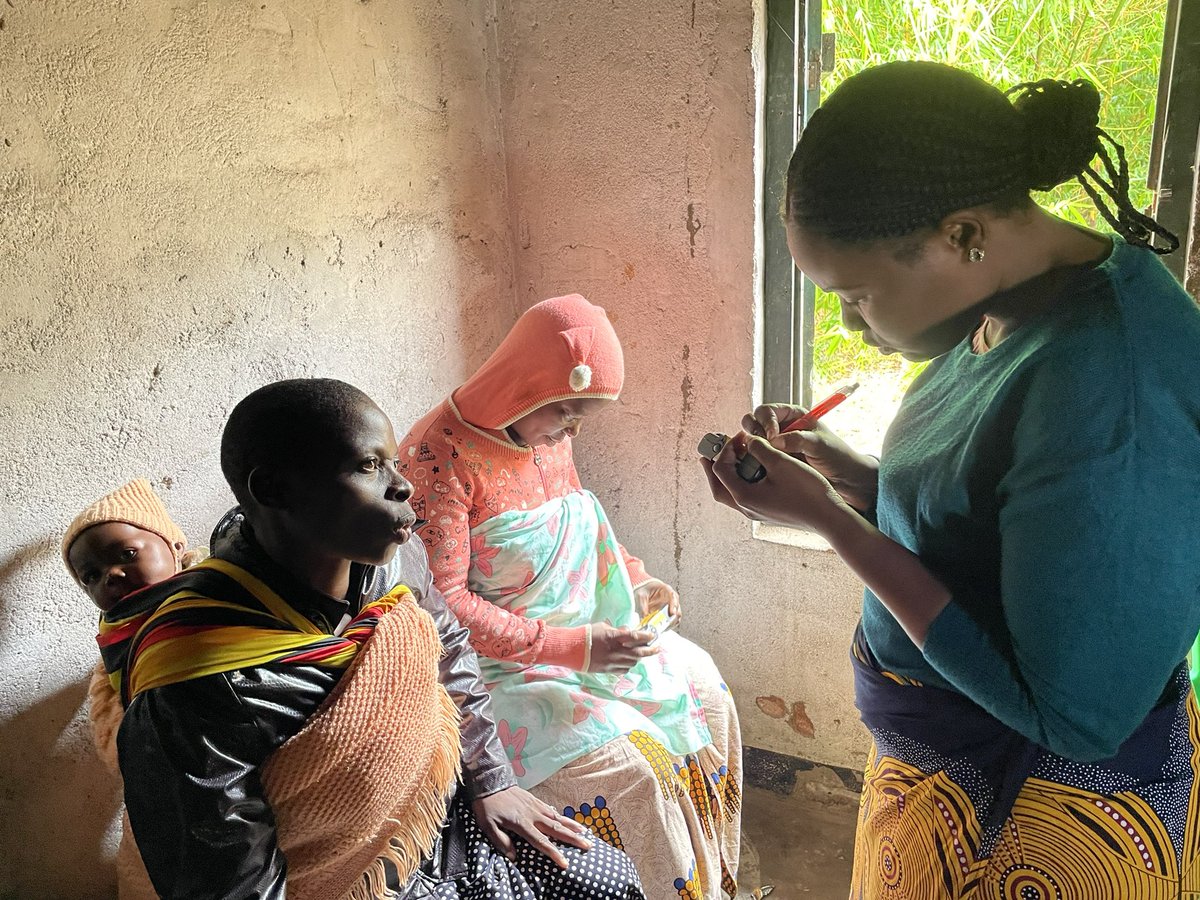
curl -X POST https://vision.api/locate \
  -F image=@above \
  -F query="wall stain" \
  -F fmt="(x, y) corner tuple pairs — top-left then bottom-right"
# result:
(756, 695), (787, 719)
(756, 695), (817, 738)
(622, 262), (635, 281)
(686, 202), (702, 257)
(672, 344), (693, 573)
(788, 701), (816, 738)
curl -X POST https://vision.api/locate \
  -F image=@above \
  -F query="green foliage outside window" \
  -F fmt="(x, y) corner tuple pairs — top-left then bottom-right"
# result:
(813, 0), (1168, 386)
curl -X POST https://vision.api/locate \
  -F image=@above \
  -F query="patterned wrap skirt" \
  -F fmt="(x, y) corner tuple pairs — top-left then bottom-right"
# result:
(850, 627), (1200, 899)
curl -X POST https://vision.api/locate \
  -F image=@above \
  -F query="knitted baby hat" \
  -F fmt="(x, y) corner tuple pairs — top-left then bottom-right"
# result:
(62, 479), (187, 572)
(453, 293), (625, 430)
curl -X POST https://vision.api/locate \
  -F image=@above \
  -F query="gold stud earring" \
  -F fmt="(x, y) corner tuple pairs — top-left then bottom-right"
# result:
(968, 247), (985, 263)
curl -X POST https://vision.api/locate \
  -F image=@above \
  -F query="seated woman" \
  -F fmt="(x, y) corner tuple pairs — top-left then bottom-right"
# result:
(101, 378), (644, 900)
(400, 294), (742, 900)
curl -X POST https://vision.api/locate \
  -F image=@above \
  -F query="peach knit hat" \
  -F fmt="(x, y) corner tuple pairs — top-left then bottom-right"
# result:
(453, 293), (624, 430)
(62, 479), (188, 572)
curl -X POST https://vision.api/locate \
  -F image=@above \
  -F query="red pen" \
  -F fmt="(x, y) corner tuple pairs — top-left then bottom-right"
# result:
(780, 381), (860, 435)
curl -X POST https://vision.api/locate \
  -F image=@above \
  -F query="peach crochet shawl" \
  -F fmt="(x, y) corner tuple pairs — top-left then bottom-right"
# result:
(261, 589), (462, 898)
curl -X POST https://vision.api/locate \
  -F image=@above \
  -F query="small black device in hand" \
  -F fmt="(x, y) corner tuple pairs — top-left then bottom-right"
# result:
(697, 433), (767, 482)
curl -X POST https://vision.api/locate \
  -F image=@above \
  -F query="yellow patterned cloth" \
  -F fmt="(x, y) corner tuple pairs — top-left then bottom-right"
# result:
(852, 664), (1200, 899)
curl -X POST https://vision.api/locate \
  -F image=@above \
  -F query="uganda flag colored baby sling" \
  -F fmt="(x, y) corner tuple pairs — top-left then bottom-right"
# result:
(97, 557), (462, 900)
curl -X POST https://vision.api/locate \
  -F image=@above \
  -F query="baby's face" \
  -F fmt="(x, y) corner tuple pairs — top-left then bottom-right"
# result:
(68, 522), (178, 612)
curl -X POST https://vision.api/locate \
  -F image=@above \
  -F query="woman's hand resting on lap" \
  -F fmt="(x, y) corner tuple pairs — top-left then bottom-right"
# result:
(472, 786), (593, 869)
(588, 622), (658, 674)
(743, 403), (879, 514)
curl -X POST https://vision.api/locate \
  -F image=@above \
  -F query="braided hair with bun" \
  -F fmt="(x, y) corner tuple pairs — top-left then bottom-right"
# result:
(785, 61), (1177, 254)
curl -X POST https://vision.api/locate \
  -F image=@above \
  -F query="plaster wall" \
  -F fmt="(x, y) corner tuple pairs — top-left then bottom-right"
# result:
(493, 0), (870, 780)
(0, 1), (516, 895)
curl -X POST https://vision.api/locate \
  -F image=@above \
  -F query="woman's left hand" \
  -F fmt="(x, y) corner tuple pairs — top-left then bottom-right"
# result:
(472, 786), (593, 869)
(701, 433), (854, 535)
(634, 578), (681, 622)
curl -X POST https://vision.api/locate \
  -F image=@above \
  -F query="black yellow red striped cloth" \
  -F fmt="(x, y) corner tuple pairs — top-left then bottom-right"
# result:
(97, 557), (411, 706)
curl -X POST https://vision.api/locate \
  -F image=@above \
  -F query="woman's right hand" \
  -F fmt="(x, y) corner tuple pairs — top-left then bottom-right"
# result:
(743, 404), (880, 513)
(588, 623), (658, 674)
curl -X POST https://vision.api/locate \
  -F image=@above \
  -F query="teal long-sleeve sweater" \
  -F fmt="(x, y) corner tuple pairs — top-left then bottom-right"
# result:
(864, 237), (1200, 763)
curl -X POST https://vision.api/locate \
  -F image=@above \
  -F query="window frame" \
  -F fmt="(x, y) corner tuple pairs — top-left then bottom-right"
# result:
(1148, 0), (1200, 285)
(760, 0), (822, 409)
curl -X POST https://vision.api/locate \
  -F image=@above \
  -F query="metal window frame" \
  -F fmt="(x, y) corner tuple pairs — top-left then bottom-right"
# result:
(761, 0), (821, 408)
(1148, 0), (1200, 284)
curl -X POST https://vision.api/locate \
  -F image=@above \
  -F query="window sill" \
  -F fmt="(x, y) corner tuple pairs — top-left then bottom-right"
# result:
(751, 521), (834, 552)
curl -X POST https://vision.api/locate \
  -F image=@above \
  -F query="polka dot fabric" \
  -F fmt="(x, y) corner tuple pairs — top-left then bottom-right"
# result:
(423, 795), (645, 900)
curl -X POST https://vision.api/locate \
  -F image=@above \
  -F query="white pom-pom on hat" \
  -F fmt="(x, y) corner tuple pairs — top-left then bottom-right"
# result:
(569, 364), (593, 392)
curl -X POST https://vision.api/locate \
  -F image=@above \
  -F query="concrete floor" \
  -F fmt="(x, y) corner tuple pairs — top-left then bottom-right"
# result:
(737, 784), (859, 900)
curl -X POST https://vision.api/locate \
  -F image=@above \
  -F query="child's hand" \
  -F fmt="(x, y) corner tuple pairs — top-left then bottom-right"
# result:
(588, 623), (658, 674)
(633, 578), (681, 623)
(471, 786), (592, 869)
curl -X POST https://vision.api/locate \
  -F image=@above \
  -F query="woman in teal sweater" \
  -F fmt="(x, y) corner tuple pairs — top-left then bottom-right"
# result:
(704, 62), (1200, 898)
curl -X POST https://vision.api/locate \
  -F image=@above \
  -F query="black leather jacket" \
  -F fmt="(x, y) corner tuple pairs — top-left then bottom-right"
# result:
(117, 513), (516, 899)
